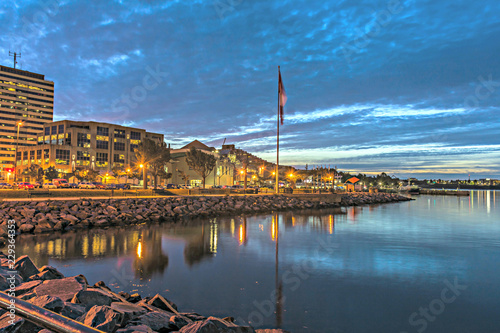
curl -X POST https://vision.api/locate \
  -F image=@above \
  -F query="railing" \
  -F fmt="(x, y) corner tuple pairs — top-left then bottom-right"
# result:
(0, 291), (104, 333)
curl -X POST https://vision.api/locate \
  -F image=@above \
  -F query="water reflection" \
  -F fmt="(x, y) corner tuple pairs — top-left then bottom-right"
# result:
(5, 194), (500, 333)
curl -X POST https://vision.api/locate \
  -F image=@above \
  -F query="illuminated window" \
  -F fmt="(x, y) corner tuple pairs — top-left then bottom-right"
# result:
(77, 133), (91, 148)
(97, 126), (109, 136)
(114, 129), (126, 138)
(77, 151), (90, 161)
(113, 154), (125, 163)
(96, 152), (108, 167)
(55, 149), (70, 165)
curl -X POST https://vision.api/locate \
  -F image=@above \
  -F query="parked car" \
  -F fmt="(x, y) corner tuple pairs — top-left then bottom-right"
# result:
(115, 183), (131, 190)
(68, 183), (79, 188)
(17, 182), (34, 190)
(32, 182), (42, 188)
(53, 179), (70, 188)
(0, 183), (12, 189)
(231, 185), (244, 189)
(91, 182), (106, 189)
(165, 184), (180, 189)
(105, 184), (117, 189)
(78, 182), (96, 189)
(43, 183), (57, 189)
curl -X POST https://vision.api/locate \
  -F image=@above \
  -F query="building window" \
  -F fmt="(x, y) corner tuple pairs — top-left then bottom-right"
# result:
(77, 151), (90, 161)
(77, 133), (91, 148)
(58, 124), (64, 133)
(96, 140), (109, 150)
(44, 136), (50, 144)
(96, 152), (108, 168)
(65, 132), (71, 145)
(51, 135), (57, 145)
(114, 129), (125, 138)
(36, 150), (41, 160)
(97, 126), (109, 136)
(38, 136), (43, 145)
(51, 125), (57, 135)
(58, 134), (64, 145)
(113, 154), (125, 163)
(44, 127), (50, 135)
(55, 149), (70, 165)
(130, 131), (141, 140)
(114, 141), (125, 151)
(130, 144), (138, 152)
(29, 150), (35, 160)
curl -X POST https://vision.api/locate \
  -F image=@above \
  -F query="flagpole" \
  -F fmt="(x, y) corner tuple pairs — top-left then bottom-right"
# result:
(276, 66), (280, 195)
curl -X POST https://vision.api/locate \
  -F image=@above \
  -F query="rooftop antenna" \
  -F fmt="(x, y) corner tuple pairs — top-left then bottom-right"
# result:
(9, 51), (21, 69)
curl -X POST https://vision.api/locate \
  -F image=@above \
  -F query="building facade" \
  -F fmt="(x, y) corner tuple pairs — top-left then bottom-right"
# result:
(0, 65), (54, 179)
(16, 120), (164, 178)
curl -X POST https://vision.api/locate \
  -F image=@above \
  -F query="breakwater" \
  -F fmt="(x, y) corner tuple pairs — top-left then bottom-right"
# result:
(0, 194), (411, 237)
(420, 189), (470, 196)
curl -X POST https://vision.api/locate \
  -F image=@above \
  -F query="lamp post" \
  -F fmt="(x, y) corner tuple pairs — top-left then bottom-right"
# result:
(126, 168), (131, 185)
(14, 121), (23, 182)
(140, 164), (147, 189)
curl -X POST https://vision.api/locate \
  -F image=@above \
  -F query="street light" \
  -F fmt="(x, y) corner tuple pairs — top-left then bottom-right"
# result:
(14, 121), (23, 182)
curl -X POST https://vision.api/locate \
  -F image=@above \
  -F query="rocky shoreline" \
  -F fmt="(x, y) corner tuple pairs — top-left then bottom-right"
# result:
(0, 254), (285, 332)
(0, 193), (411, 238)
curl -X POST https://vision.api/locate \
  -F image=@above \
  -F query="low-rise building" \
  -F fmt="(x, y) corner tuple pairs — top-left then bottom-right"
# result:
(16, 120), (163, 180)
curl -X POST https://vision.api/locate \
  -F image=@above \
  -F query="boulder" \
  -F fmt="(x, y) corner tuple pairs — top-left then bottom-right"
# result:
(60, 302), (86, 320)
(110, 302), (147, 323)
(116, 325), (155, 333)
(19, 224), (35, 233)
(146, 293), (178, 312)
(71, 288), (120, 308)
(79, 305), (123, 332)
(28, 295), (64, 312)
(133, 311), (176, 332)
(13, 280), (43, 296)
(179, 316), (255, 333)
(28, 266), (64, 281)
(0, 312), (24, 332)
(35, 276), (87, 302)
(14, 255), (40, 280)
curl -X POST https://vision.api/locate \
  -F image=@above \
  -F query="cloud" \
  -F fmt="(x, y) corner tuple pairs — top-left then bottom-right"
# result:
(2, 0), (500, 179)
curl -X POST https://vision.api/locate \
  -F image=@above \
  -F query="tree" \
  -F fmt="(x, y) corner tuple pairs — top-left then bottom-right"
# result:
(44, 166), (59, 181)
(134, 139), (171, 189)
(177, 170), (190, 186)
(185, 147), (216, 189)
(25, 164), (44, 182)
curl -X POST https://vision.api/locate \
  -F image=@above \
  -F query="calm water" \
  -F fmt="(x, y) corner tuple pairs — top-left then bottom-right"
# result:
(5, 191), (500, 333)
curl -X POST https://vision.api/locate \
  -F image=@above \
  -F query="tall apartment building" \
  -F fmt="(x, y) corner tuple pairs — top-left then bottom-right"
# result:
(16, 120), (164, 177)
(0, 65), (54, 179)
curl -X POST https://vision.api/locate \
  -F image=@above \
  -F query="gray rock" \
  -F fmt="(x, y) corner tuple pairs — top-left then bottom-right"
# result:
(71, 288), (120, 309)
(115, 325), (154, 333)
(19, 224), (35, 233)
(13, 280), (42, 296)
(28, 266), (64, 281)
(146, 293), (178, 312)
(28, 295), (64, 312)
(133, 311), (176, 332)
(79, 305), (123, 332)
(110, 302), (147, 323)
(35, 276), (87, 301)
(14, 255), (40, 280)
(0, 312), (24, 332)
(170, 315), (190, 330)
(60, 302), (86, 320)
(179, 316), (255, 333)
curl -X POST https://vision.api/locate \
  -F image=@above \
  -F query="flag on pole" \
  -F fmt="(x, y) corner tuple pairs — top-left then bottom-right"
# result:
(278, 70), (287, 125)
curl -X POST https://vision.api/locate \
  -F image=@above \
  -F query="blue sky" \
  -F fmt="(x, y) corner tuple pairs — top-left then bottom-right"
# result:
(2, 0), (499, 179)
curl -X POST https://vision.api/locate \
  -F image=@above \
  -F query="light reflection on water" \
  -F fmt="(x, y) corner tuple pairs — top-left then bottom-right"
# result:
(5, 192), (500, 333)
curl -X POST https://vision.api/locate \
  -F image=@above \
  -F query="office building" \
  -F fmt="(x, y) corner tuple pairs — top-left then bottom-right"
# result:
(16, 120), (164, 177)
(0, 65), (54, 179)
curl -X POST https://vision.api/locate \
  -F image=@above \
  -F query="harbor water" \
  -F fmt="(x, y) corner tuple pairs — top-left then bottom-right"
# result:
(6, 191), (500, 333)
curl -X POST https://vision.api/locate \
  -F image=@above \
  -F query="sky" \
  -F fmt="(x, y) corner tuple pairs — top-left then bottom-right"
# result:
(1, 0), (499, 179)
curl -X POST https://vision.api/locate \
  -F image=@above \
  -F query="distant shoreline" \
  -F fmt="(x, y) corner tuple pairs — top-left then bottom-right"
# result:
(419, 184), (500, 190)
